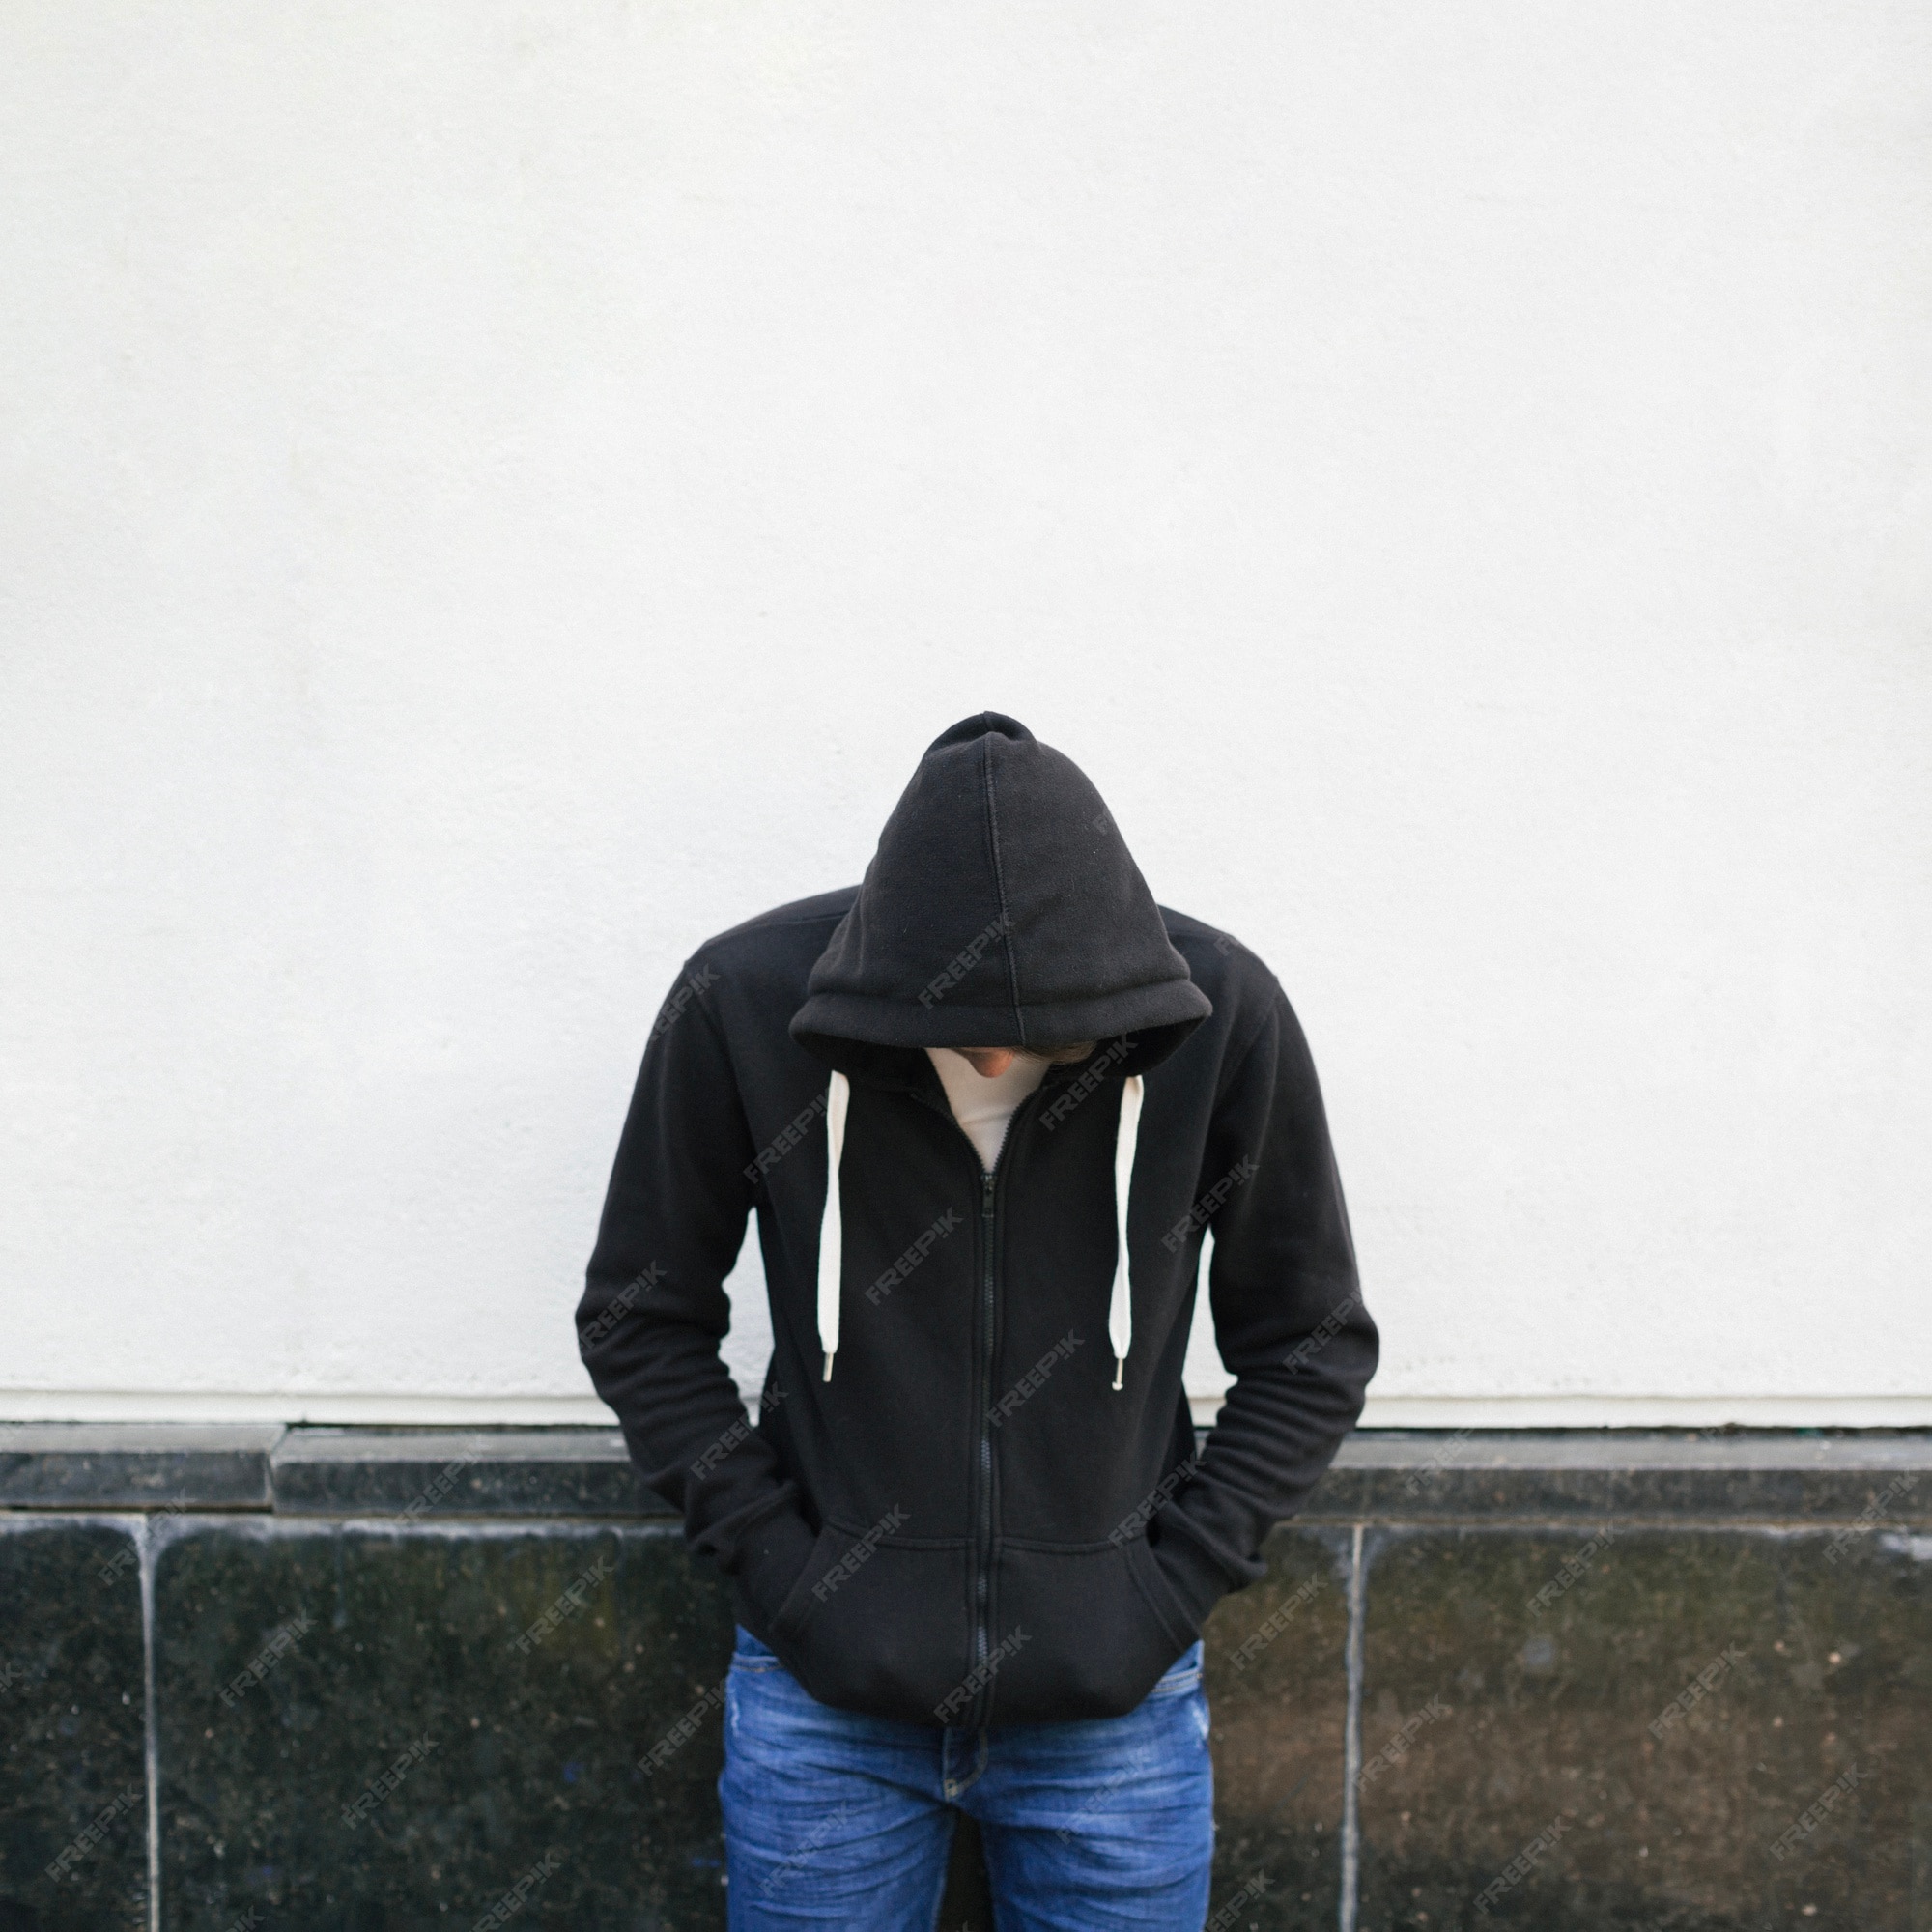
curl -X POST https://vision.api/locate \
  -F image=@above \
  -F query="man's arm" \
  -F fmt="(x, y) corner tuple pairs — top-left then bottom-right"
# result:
(1150, 983), (1378, 1623)
(576, 969), (818, 1623)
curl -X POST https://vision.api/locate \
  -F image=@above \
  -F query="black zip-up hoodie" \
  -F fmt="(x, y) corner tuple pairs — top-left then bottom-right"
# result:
(579, 713), (1376, 1726)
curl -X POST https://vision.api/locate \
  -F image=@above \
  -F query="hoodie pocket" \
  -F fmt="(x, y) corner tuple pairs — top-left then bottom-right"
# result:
(767, 1524), (975, 1726)
(983, 1540), (1193, 1723)
(768, 1522), (841, 1643)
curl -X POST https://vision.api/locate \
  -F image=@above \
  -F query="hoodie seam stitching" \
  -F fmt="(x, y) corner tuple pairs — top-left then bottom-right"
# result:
(996, 1533), (1150, 1553)
(674, 995), (762, 1203)
(1215, 1001), (1278, 1110)
(980, 734), (1026, 1046)
(717, 1483), (810, 1560)
(819, 1516), (970, 1549)
(709, 913), (849, 942)
(1146, 1499), (1247, 1588)
(1125, 1537), (1200, 1650)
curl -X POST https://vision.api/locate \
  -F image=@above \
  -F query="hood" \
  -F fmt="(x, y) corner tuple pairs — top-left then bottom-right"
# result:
(791, 712), (1210, 1076)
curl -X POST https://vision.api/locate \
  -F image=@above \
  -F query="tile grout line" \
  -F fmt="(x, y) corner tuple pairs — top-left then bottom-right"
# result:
(15, 1503), (1929, 1532)
(1338, 1522), (1365, 1932)
(135, 1516), (160, 1932)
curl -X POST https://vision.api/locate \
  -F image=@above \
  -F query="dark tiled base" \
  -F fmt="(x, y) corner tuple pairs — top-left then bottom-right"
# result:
(4, 1430), (1929, 1929)
(0, 1428), (279, 1511)
(154, 1520), (731, 1930)
(268, 1430), (671, 1520)
(1357, 1526), (1932, 1932)
(1203, 1527), (1354, 1928)
(0, 1520), (150, 1932)
(1303, 1433), (1932, 1526)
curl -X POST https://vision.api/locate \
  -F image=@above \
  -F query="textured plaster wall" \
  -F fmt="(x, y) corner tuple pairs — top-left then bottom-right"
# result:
(2, 2), (1928, 1424)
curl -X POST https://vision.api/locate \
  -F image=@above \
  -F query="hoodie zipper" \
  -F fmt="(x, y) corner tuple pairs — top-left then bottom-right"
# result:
(968, 1163), (998, 1727)
(919, 1070), (1053, 1731)
(962, 1080), (1058, 1730)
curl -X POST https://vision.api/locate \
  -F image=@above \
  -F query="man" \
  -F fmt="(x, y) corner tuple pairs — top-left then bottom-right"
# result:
(579, 712), (1376, 1929)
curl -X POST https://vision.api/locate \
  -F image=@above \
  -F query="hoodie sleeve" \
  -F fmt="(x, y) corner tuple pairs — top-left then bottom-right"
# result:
(1149, 982), (1378, 1626)
(576, 969), (819, 1626)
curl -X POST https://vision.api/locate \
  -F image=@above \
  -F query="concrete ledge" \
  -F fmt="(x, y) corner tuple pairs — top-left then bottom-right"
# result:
(3, 1423), (1928, 1522)
(0, 1423), (283, 1508)
(1305, 1429), (1932, 1525)
(269, 1426), (673, 1517)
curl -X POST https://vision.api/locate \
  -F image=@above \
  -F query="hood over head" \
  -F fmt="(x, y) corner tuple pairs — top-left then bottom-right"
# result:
(791, 712), (1210, 1077)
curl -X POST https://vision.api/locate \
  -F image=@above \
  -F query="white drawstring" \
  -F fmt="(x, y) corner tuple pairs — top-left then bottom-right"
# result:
(816, 1065), (1142, 1390)
(1110, 1074), (1144, 1390)
(817, 1072), (851, 1380)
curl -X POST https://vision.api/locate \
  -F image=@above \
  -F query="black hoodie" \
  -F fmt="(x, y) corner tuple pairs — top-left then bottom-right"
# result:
(579, 713), (1376, 1725)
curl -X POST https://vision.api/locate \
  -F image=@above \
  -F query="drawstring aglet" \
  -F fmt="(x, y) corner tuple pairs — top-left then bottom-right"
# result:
(822, 1350), (835, 1382)
(1112, 1357), (1124, 1391)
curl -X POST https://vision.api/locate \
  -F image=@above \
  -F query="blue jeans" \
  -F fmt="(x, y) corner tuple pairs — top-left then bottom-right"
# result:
(719, 1626), (1213, 1931)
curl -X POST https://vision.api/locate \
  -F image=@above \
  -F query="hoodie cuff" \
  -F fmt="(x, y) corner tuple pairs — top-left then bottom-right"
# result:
(726, 1494), (820, 1640)
(1150, 1514), (1241, 1631)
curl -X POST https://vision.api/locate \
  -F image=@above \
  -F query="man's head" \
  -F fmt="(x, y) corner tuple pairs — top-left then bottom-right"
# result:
(789, 712), (1211, 1073)
(948, 1042), (1095, 1080)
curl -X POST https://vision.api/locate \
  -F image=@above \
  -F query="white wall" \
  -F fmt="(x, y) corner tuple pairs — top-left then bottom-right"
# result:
(3, 2), (1928, 1429)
